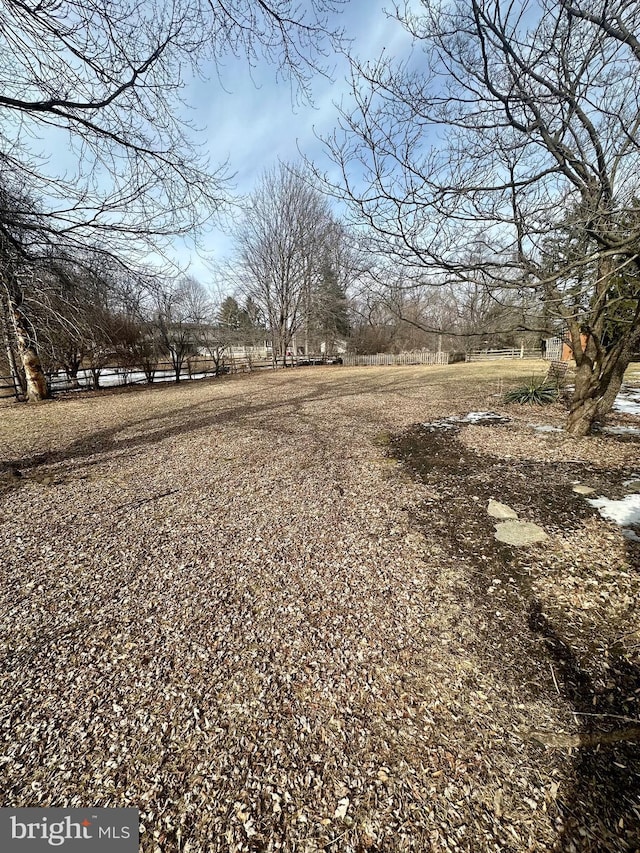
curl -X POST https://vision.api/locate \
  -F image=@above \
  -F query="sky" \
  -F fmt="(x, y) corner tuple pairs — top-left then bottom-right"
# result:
(171, 1), (416, 282)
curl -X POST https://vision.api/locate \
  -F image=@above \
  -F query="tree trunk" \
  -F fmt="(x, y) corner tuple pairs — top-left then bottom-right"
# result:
(566, 338), (633, 436)
(142, 358), (157, 383)
(8, 293), (48, 401)
(1, 297), (26, 398)
(566, 395), (600, 436)
(565, 344), (599, 436)
(90, 368), (102, 390)
(6, 339), (25, 399)
(16, 340), (48, 401)
(595, 354), (630, 419)
(65, 359), (82, 389)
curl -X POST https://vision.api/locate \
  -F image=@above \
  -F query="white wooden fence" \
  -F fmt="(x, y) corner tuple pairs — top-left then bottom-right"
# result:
(465, 348), (541, 361)
(341, 351), (449, 367)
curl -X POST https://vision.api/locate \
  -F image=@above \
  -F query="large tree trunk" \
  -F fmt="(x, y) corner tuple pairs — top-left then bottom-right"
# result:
(566, 336), (634, 436)
(566, 393), (600, 437)
(595, 354), (630, 419)
(7, 292), (48, 402)
(595, 320), (640, 418)
(566, 354), (595, 436)
(20, 345), (49, 401)
(565, 322), (598, 436)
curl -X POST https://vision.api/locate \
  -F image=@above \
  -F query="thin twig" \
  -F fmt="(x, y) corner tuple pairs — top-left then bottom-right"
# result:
(114, 488), (180, 512)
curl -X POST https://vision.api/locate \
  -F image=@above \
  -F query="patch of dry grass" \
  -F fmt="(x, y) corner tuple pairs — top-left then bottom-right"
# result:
(0, 364), (638, 852)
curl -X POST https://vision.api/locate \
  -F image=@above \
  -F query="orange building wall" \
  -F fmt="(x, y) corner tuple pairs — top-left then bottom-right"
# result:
(561, 332), (589, 362)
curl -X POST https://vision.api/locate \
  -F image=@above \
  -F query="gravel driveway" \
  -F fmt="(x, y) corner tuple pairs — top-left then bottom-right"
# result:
(1, 365), (638, 852)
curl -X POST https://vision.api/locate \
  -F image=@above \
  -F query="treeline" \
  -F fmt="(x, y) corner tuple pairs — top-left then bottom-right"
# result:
(1, 183), (547, 400)
(0, 0), (345, 400)
(1, 259), (225, 396)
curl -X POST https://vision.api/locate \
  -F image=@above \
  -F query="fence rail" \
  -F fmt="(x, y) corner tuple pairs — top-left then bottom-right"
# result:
(465, 348), (542, 361)
(341, 351), (449, 367)
(0, 374), (18, 399)
(48, 358), (258, 393)
(0, 353), (333, 400)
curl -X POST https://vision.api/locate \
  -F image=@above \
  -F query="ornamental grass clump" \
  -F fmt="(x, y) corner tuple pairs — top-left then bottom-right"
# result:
(503, 377), (559, 405)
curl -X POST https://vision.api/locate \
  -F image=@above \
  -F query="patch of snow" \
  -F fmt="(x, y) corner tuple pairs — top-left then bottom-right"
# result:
(529, 424), (563, 433)
(421, 412), (510, 431)
(623, 529), (640, 543)
(614, 385), (640, 416)
(462, 411), (510, 424)
(587, 494), (640, 527)
(600, 425), (640, 436)
(420, 419), (459, 431)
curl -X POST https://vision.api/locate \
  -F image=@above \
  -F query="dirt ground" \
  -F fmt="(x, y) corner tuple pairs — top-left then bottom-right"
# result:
(0, 362), (639, 852)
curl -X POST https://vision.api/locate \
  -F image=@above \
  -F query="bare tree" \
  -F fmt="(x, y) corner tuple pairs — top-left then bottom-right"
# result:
(303, 221), (360, 355)
(231, 165), (335, 366)
(0, 0), (346, 399)
(153, 277), (213, 382)
(323, 0), (640, 435)
(0, 0), (345, 249)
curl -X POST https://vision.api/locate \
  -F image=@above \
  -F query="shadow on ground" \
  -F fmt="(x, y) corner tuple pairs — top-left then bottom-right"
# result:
(0, 376), (374, 483)
(0, 365), (516, 482)
(391, 423), (640, 853)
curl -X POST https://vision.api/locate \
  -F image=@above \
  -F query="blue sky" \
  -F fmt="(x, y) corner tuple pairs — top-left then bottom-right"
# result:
(173, 2), (415, 281)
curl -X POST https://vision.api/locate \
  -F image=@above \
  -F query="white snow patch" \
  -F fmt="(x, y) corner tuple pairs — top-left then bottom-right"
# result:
(587, 494), (640, 527)
(462, 411), (509, 423)
(613, 386), (640, 416)
(420, 419), (458, 431)
(600, 425), (640, 436)
(421, 411), (509, 431)
(529, 424), (563, 433)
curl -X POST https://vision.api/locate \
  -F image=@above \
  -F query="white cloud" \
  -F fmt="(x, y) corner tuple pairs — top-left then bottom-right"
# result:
(174, 1), (415, 266)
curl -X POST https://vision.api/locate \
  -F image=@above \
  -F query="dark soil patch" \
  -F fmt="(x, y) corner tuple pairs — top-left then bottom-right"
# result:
(390, 421), (640, 853)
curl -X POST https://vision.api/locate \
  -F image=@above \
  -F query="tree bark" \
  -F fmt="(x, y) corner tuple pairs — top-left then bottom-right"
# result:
(566, 394), (600, 437)
(1, 294), (26, 398)
(7, 291), (48, 401)
(595, 355), (631, 419)
(565, 322), (600, 436)
(566, 335), (635, 436)
(5, 339), (25, 399)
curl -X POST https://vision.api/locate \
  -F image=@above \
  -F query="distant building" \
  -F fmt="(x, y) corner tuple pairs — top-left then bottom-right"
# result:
(543, 332), (589, 362)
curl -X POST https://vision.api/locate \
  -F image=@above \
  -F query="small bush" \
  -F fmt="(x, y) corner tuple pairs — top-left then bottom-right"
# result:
(503, 377), (559, 405)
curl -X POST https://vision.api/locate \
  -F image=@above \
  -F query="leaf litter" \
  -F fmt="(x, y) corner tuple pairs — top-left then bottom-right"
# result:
(0, 365), (639, 852)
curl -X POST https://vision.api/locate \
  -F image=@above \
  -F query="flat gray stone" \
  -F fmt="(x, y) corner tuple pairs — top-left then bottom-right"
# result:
(572, 484), (596, 496)
(494, 520), (548, 546)
(487, 499), (519, 519)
